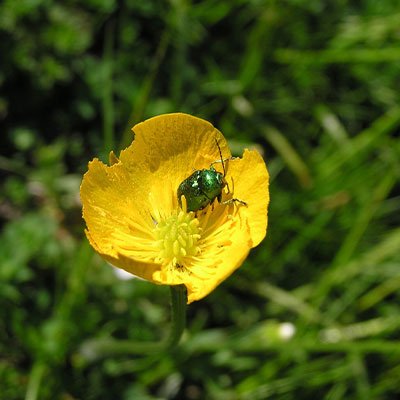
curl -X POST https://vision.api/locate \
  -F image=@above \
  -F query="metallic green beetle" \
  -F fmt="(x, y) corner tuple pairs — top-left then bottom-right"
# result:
(177, 140), (247, 212)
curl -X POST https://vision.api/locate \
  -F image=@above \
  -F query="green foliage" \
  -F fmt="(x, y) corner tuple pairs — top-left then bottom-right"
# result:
(1, 0), (400, 399)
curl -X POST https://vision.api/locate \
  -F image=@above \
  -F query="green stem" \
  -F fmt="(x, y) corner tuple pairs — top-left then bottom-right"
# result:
(164, 285), (187, 349)
(79, 285), (187, 361)
(25, 361), (46, 400)
(103, 18), (115, 153)
(119, 27), (171, 150)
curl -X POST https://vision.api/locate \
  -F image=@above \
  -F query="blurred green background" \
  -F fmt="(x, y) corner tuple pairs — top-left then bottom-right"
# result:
(1, 0), (400, 399)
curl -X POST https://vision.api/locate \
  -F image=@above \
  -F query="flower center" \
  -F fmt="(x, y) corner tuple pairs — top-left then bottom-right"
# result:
(155, 210), (201, 266)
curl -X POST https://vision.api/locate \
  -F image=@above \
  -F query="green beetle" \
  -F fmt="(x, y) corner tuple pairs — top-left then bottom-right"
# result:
(177, 140), (247, 212)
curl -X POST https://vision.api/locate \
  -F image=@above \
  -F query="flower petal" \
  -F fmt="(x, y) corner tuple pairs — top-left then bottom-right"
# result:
(185, 207), (252, 303)
(80, 158), (162, 281)
(119, 113), (233, 209)
(86, 229), (159, 282)
(109, 150), (119, 166)
(225, 149), (269, 247)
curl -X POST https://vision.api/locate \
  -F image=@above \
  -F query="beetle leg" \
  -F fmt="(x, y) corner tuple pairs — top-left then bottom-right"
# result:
(210, 157), (239, 168)
(221, 198), (248, 207)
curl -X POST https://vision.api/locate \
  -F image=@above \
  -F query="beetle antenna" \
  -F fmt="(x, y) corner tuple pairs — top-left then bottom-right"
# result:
(215, 139), (227, 177)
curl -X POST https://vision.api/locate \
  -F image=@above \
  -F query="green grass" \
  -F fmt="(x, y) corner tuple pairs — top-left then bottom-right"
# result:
(1, 0), (400, 399)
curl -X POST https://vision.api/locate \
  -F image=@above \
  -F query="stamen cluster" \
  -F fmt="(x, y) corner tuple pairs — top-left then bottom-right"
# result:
(155, 210), (201, 266)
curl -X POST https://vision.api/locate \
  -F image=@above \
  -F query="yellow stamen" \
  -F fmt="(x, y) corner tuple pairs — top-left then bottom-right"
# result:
(155, 207), (201, 266)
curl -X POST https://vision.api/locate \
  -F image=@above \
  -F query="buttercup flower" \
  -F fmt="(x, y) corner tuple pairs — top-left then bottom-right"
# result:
(80, 113), (269, 303)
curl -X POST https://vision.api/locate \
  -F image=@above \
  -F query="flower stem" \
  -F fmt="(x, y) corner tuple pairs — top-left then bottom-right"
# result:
(79, 285), (187, 360)
(164, 285), (187, 349)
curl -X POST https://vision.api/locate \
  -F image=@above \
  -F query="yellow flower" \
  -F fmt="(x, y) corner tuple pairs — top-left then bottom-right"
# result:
(80, 113), (269, 303)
